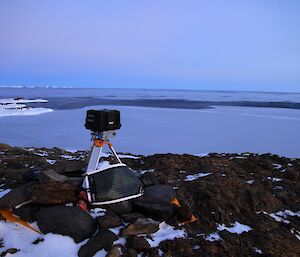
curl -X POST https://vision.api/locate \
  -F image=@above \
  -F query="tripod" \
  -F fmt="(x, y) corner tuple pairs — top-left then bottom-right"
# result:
(86, 130), (122, 173)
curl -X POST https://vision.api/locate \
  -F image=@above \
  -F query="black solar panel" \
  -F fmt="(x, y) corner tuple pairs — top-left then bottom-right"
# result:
(88, 165), (142, 203)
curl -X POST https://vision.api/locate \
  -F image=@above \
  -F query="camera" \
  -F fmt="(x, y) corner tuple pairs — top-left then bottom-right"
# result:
(85, 109), (121, 132)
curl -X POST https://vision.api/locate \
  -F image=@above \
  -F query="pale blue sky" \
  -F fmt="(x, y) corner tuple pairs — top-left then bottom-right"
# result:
(0, 0), (299, 92)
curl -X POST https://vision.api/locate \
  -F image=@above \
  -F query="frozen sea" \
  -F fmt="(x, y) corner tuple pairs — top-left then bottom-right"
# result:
(0, 87), (299, 158)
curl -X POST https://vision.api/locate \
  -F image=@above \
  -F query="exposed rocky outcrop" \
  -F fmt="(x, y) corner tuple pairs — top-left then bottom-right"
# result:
(0, 145), (299, 257)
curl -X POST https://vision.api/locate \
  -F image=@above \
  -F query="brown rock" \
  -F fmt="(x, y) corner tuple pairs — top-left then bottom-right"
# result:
(121, 218), (159, 237)
(126, 236), (151, 251)
(96, 210), (122, 228)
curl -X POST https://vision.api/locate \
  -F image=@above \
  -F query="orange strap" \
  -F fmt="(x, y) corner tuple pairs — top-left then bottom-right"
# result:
(93, 139), (112, 148)
(0, 209), (40, 233)
(170, 198), (198, 224)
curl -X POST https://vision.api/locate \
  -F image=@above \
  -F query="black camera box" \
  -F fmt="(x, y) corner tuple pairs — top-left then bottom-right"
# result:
(85, 109), (121, 132)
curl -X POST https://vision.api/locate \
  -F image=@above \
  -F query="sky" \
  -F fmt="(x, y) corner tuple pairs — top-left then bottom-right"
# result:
(0, 0), (299, 92)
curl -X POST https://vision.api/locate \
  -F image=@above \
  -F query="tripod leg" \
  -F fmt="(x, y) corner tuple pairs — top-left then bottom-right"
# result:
(86, 145), (104, 172)
(109, 144), (122, 164)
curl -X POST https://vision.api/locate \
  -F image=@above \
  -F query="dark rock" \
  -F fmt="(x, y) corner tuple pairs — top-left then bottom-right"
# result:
(121, 218), (159, 236)
(108, 200), (133, 215)
(22, 170), (41, 182)
(121, 212), (145, 223)
(0, 248), (19, 257)
(144, 185), (176, 202)
(0, 182), (36, 209)
(96, 210), (122, 228)
(122, 248), (138, 257)
(27, 181), (78, 205)
(36, 206), (97, 243)
(53, 160), (86, 174)
(126, 236), (151, 251)
(38, 169), (68, 183)
(78, 229), (118, 257)
(133, 197), (177, 221)
(12, 203), (41, 222)
(140, 172), (159, 187)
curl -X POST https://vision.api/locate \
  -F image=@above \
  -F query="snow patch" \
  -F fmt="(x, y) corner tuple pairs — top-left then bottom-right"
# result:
(267, 177), (283, 182)
(253, 247), (263, 254)
(185, 172), (212, 181)
(46, 159), (56, 165)
(145, 222), (186, 247)
(0, 188), (11, 198)
(217, 222), (252, 234)
(246, 180), (255, 184)
(205, 232), (221, 242)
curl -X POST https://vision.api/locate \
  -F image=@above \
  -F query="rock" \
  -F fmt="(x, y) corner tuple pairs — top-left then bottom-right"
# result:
(0, 143), (12, 150)
(22, 170), (41, 182)
(78, 229), (118, 257)
(121, 218), (159, 237)
(122, 248), (138, 257)
(126, 236), (151, 251)
(0, 182), (35, 209)
(0, 248), (19, 257)
(140, 173), (159, 187)
(96, 210), (122, 228)
(27, 181), (78, 205)
(36, 206), (97, 243)
(121, 212), (145, 223)
(133, 197), (177, 221)
(53, 160), (86, 175)
(12, 203), (41, 222)
(108, 200), (133, 215)
(38, 169), (68, 183)
(175, 201), (193, 223)
(106, 245), (124, 257)
(143, 185), (176, 202)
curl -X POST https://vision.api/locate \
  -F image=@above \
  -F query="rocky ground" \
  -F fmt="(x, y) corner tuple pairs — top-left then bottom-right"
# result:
(0, 143), (299, 257)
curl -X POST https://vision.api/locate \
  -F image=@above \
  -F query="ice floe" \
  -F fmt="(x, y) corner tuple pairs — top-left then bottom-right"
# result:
(185, 172), (212, 181)
(0, 98), (52, 118)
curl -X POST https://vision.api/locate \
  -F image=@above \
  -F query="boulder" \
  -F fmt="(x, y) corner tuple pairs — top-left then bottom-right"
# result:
(108, 200), (133, 215)
(121, 218), (159, 237)
(27, 181), (78, 205)
(133, 197), (177, 221)
(78, 229), (118, 257)
(12, 203), (41, 222)
(143, 185), (176, 202)
(0, 182), (35, 209)
(121, 212), (145, 223)
(53, 160), (86, 175)
(36, 206), (97, 243)
(122, 248), (137, 257)
(106, 245), (124, 257)
(22, 170), (41, 182)
(126, 236), (151, 251)
(96, 210), (122, 228)
(140, 173), (159, 187)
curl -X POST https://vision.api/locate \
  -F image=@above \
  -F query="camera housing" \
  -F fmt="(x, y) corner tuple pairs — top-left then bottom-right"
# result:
(85, 109), (121, 132)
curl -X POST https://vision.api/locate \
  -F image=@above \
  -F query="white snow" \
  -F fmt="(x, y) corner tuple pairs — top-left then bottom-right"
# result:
(267, 177), (283, 182)
(0, 188), (11, 198)
(140, 169), (155, 175)
(46, 159), (56, 165)
(290, 228), (300, 241)
(117, 154), (140, 159)
(246, 180), (255, 184)
(258, 210), (300, 224)
(205, 232), (221, 242)
(217, 222), (252, 234)
(185, 172), (212, 181)
(145, 222), (186, 247)
(272, 164), (282, 170)
(89, 207), (106, 218)
(253, 247), (263, 254)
